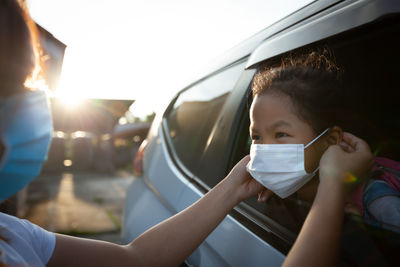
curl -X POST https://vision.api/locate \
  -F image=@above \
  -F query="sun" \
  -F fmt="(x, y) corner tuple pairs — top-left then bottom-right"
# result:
(54, 90), (84, 108)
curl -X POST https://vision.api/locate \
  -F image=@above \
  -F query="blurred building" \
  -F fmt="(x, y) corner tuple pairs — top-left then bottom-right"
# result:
(46, 98), (134, 173)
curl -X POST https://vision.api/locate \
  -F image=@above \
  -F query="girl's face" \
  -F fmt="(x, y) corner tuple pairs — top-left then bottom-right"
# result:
(249, 93), (342, 200)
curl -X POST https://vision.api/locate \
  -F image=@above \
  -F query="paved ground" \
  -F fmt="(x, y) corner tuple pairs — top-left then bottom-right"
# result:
(23, 170), (134, 244)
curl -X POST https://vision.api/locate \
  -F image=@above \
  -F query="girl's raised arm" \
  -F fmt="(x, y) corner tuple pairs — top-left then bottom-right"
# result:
(283, 133), (373, 267)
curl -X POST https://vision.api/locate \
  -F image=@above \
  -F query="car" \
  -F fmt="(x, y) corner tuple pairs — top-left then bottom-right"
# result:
(121, 0), (400, 266)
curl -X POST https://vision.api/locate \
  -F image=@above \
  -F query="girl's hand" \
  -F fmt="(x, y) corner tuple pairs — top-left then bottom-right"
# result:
(222, 156), (272, 203)
(319, 132), (374, 195)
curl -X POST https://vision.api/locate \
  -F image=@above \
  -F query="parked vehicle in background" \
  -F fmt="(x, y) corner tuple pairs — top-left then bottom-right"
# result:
(122, 0), (400, 266)
(113, 122), (151, 169)
(42, 131), (66, 172)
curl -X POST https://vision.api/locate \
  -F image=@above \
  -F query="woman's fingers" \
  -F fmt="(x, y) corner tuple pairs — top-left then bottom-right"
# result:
(258, 189), (273, 202)
(228, 155), (252, 181)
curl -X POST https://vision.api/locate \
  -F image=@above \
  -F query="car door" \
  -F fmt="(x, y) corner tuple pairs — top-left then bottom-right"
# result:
(161, 60), (286, 266)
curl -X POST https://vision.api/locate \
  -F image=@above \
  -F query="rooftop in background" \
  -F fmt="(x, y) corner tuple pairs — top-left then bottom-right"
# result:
(50, 98), (134, 134)
(37, 24), (66, 91)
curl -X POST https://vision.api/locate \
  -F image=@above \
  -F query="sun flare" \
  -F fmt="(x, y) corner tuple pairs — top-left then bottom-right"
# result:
(54, 91), (84, 108)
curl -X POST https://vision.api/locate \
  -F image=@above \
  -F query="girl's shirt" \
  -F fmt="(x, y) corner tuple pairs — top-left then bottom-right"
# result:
(0, 212), (55, 267)
(346, 157), (400, 231)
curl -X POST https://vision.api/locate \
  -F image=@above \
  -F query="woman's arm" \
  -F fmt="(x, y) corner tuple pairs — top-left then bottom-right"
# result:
(47, 156), (264, 267)
(283, 133), (374, 267)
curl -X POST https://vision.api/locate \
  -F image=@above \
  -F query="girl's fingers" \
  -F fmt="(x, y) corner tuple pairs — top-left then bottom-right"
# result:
(342, 132), (370, 153)
(342, 132), (359, 150)
(338, 141), (354, 153)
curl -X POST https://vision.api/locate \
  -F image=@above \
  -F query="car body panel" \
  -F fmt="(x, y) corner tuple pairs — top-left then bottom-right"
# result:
(177, 182), (285, 267)
(121, 176), (172, 244)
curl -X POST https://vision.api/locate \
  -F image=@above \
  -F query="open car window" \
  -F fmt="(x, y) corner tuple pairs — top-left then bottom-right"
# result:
(231, 14), (400, 263)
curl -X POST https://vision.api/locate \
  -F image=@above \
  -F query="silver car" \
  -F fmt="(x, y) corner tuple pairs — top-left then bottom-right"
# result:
(122, 0), (400, 266)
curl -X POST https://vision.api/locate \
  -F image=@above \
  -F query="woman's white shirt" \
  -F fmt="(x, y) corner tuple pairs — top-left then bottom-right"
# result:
(0, 212), (55, 267)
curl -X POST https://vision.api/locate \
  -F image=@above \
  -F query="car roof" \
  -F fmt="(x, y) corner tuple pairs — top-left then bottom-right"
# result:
(246, 0), (400, 68)
(195, 0), (338, 78)
(194, 0), (399, 81)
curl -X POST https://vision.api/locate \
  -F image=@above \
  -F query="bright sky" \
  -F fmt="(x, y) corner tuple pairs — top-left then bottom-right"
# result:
(27, 0), (312, 114)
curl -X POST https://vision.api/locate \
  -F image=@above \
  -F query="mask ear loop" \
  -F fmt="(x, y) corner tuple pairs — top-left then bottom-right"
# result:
(304, 128), (330, 174)
(304, 128), (330, 149)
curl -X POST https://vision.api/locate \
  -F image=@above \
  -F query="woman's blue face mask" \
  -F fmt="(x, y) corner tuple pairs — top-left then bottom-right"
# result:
(0, 90), (52, 201)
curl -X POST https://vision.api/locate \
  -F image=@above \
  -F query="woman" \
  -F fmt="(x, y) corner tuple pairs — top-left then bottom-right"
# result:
(0, 1), (373, 266)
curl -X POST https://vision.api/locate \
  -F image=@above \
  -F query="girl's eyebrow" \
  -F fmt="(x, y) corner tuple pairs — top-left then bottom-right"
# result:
(270, 120), (292, 130)
(250, 120), (291, 133)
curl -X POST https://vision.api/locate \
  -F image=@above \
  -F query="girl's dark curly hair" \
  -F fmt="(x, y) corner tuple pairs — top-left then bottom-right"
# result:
(252, 49), (349, 134)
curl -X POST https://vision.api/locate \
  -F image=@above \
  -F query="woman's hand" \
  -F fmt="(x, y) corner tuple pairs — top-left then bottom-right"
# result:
(319, 132), (374, 195)
(221, 155), (272, 203)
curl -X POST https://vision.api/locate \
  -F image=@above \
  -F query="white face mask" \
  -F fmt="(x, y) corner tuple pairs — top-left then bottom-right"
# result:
(246, 128), (329, 198)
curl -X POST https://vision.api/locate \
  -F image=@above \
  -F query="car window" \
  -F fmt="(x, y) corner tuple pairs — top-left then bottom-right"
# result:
(230, 15), (400, 262)
(164, 62), (246, 176)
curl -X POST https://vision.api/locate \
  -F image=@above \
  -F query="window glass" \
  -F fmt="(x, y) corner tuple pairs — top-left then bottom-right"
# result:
(165, 62), (245, 174)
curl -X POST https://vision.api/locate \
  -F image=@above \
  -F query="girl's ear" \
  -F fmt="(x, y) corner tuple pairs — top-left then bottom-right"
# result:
(326, 126), (343, 145)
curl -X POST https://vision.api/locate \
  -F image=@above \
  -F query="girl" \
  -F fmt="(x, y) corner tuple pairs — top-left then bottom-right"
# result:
(246, 51), (400, 231)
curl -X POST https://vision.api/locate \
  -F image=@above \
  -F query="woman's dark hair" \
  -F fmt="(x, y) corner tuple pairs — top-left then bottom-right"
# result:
(0, 0), (42, 97)
(252, 49), (350, 134)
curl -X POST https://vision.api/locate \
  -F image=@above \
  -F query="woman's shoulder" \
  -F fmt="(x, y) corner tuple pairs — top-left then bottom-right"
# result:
(0, 211), (26, 229)
(0, 211), (36, 235)
(0, 212), (56, 266)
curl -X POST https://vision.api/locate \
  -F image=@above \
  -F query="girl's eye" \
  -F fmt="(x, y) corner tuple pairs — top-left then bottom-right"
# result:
(251, 134), (260, 141)
(275, 132), (289, 138)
